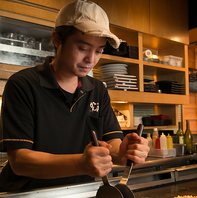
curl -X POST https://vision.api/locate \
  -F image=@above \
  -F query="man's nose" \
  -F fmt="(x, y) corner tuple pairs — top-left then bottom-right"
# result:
(84, 51), (95, 63)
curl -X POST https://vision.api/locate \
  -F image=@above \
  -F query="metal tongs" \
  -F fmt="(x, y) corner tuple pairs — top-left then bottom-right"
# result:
(90, 124), (144, 198)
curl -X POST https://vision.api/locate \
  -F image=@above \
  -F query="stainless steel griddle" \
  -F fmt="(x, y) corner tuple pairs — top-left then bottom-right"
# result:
(0, 154), (196, 198)
(135, 179), (197, 198)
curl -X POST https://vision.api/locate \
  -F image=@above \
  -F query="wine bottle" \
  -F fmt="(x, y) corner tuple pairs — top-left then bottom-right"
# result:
(176, 122), (184, 144)
(184, 120), (193, 154)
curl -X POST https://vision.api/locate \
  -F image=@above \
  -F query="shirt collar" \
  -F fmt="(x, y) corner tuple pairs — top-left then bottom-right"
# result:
(37, 56), (94, 92)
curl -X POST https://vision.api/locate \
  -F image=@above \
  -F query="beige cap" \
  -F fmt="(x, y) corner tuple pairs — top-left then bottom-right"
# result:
(55, 0), (121, 49)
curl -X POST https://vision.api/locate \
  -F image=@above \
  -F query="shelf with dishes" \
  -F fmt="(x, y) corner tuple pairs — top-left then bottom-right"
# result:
(111, 102), (179, 130)
(95, 54), (187, 98)
(92, 26), (188, 102)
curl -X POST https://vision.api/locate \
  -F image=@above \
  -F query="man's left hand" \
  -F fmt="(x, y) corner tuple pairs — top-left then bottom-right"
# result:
(119, 132), (149, 166)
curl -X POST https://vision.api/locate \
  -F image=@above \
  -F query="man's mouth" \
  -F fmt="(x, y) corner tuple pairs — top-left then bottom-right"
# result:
(78, 64), (93, 72)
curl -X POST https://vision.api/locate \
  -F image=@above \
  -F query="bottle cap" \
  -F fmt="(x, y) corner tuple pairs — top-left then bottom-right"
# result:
(167, 133), (171, 138)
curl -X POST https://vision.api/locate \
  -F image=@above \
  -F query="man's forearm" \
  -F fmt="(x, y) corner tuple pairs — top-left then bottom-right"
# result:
(107, 138), (123, 165)
(7, 149), (85, 179)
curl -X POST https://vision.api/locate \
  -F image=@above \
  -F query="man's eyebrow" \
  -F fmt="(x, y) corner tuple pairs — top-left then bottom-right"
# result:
(76, 39), (106, 48)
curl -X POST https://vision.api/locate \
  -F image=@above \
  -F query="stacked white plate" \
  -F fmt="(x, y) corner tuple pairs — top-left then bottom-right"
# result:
(102, 74), (138, 91)
(99, 63), (128, 78)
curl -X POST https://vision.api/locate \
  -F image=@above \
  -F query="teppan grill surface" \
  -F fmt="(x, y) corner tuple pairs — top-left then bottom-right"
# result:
(134, 179), (197, 198)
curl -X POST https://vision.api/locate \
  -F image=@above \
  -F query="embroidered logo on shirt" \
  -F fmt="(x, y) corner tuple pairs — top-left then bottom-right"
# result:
(90, 102), (99, 112)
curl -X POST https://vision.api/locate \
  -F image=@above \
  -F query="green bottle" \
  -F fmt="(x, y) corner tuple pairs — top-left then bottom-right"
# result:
(184, 120), (193, 154)
(176, 122), (184, 144)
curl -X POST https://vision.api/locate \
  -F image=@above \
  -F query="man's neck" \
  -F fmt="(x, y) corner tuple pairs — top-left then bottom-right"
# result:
(50, 61), (78, 93)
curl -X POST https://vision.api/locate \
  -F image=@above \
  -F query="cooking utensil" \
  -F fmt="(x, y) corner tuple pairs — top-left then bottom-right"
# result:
(90, 130), (123, 198)
(115, 124), (144, 198)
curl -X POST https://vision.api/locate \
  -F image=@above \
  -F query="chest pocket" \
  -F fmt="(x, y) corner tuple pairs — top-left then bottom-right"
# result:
(84, 115), (103, 144)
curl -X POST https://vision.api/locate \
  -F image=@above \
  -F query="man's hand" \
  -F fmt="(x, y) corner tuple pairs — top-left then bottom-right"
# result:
(119, 133), (149, 166)
(80, 141), (112, 178)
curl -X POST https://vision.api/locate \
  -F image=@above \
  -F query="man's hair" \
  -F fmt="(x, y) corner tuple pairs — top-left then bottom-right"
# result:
(53, 26), (78, 52)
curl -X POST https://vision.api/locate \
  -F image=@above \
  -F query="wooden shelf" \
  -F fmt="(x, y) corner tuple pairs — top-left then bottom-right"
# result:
(97, 54), (139, 67)
(143, 61), (186, 71)
(108, 90), (189, 105)
(122, 125), (177, 130)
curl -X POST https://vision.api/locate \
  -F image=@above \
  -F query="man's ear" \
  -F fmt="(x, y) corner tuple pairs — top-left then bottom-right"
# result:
(52, 30), (61, 49)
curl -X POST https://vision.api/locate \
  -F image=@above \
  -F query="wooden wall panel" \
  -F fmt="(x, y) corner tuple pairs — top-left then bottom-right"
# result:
(150, 0), (189, 44)
(98, 0), (150, 33)
(21, 0), (97, 10)
(182, 92), (197, 133)
(188, 48), (195, 69)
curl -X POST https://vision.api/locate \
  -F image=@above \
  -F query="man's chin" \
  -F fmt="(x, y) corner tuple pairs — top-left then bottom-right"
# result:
(77, 72), (88, 78)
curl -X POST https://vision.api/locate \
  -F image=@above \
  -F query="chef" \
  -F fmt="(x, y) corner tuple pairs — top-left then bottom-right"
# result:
(0, 0), (149, 191)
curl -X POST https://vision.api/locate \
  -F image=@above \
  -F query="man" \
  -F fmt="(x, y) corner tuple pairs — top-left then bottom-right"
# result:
(0, 0), (149, 191)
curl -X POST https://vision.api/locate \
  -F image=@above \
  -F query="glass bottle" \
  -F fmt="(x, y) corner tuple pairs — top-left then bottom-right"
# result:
(146, 133), (152, 149)
(176, 122), (184, 144)
(184, 120), (193, 154)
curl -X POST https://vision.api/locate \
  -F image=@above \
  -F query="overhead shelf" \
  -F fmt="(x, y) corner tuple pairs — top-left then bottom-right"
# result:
(0, 43), (54, 57)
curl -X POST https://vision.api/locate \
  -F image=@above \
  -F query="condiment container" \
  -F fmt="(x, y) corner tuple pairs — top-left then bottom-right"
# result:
(152, 128), (158, 148)
(160, 133), (167, 149)
(155, 137), (160, 149)
(167, 133), (173, 149)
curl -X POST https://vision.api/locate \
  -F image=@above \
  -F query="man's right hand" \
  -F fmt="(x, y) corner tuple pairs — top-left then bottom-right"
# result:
(80, 141), (112, 178)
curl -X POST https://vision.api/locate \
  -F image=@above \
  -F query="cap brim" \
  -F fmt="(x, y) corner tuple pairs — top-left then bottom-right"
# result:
(74, 22), (121, 49)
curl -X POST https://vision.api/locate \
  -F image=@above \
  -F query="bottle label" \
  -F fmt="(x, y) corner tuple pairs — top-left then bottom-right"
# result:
(179, 136), (184, 144)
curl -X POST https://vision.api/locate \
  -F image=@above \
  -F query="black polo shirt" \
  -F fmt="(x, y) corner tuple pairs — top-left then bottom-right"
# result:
(0, 56), (123, 191)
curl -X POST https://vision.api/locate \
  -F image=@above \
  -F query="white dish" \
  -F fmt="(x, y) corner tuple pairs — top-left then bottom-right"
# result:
(106, 83), (137, 87)
(107, 85), (138, 91)
(99, 64), (127, 69)
(99, 69), (127, 75)
(99, 67), (127, 72)
(101, 71), (128, 76)
(100, 63), (128, 68)
(105, 80), (137, 85)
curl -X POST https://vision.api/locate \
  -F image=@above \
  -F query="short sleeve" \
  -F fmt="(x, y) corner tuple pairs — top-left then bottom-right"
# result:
(0, 77), (35, 151)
